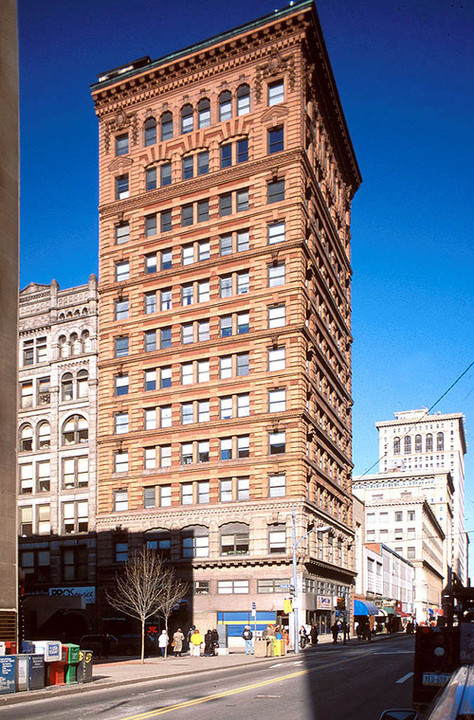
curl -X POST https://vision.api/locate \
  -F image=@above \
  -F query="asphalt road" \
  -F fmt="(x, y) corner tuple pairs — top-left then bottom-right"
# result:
(0, 636), (415, 720)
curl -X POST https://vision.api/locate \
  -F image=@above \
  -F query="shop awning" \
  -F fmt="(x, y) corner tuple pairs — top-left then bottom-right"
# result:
(354, 599), (381, 616)
(383, 606), (396, 615)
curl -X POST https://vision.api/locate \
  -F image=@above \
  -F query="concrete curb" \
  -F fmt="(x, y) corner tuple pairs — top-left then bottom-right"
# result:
(0, 632), (412, 706)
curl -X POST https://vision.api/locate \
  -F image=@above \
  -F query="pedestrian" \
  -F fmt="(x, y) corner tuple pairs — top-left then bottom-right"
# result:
(189, 628), (203, 657)
(299, 625), (308, 649)
(211, 628), (219, 653)
(172, 628), (185, 657)
(310, 625), (319, 645)
(341, 617), (348, 645)
(242, 625), (254, 655)
(331, 621), (339, 644)
(204, 629), (214, 656)
(158, 629), (169, 658)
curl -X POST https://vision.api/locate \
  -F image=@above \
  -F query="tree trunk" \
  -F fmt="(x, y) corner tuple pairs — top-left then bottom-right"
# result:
(164, 619), (168, 659)
(141, 617), (145, 664)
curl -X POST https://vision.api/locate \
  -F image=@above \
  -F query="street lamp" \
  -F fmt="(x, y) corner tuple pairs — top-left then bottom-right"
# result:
(292, 506), (332, 654)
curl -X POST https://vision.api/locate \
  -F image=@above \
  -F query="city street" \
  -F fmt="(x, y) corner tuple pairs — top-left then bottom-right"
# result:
(0, 636), (415, 720)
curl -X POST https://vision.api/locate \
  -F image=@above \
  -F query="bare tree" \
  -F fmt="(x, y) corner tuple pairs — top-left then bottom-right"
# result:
(107, 548), (187, 663)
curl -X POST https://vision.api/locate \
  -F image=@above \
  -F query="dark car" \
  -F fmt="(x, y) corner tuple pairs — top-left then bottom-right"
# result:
(115, 633), (153, 656)
(80, 633), (118, 657)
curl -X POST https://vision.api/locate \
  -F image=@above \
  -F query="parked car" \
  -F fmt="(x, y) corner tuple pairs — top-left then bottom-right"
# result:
(79, 633), (118, 657)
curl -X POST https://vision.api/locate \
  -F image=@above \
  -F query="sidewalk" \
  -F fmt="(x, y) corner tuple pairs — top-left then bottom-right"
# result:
(0, 631), (411, 706)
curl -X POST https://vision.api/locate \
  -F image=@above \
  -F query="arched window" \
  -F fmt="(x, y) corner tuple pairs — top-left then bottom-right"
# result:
(59, 335), (67, 358)
(19, 424), (33, 452)
(81, 330), (91, 353)
(181, 104), (193, 134)
(415, 434), (422, 453)
(144, 117), (156, 146)
(70, 333), (80, 355)
(404, 436), (411, 454)
(237, 84), (250, 116)
(161, 111), (173, 141)
(393, 437), (400, 455)
(37, 421), (51, 449)
(181, 525), (209, 558)
(61, 372), (73, 401)
(197, 98), (210, 128)
(219, 90), (232, 121)
(62, 415), (88, 445)
(437, 432), (444, 451)
(219, 522), (249, 556)
(426, 433), (433, 451)
(77, 369), (89, 398)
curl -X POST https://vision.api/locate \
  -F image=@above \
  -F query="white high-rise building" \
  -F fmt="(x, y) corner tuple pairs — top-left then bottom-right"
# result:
(376, 409), (468, 584)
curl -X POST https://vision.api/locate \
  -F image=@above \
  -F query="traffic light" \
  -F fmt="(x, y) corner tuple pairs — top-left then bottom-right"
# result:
(413, 627), (460, 705)
(336, 597), (346, 610)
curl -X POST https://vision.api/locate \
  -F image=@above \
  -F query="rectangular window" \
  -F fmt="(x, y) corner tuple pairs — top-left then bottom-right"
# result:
(160, 327), (172, 348)
(145, 369), (156, 391)
(269, 474), (286, 497)
(145, 214), (157, 237)
(198, 440), (209, 463)
(160, 446), (171, 468)
(161, 210), (172, 233)
(269, 529), (286, 553)
(115, 261), (130, 281)
(181, 483), (193, 505)
(114, 336), (129, 357)
(198, 240), (210, 261)
(116, 133), (129, 156)
(267, 180), (285, 204)
(268, 347), (285, 371)
(220, 438), (232, 460)
(144, 486), (156, 508)
(181, 284), (194, 306)
(115, 298), (129, 320)
(268, 305), (286, 328)
(182, 156), (194, 180)
(145, 330), (157, 352)
(269, 431), (286, 454)
(220, 356), (232, 379)
(161, 249), (172, 270)
(144, 408), (157, 430)
(198, 320), (210, 342)
(160, 162), (172, 186)
(116, 175), (129, 200)
(237, 477), (250, 501)
(160, 406), (172, 428)
(198, 280), (210, 303)
(181, 402), (194, 425)
(237, 138), (248, 163)
(143, 292), (156, 314)
(269, 389), (286, 412)
(115, 375), (129, 396)
(115, 222), (130, 245)
(22, 340), (34, 366)
(237, 312), (249, 334)
(197, 151), (209, 175)
(237, 229), (249, 252)
(220, 396), (233, 419)
(268, 79), (284, 106)
(182, 204), (193, 226)
(218, 580), (249, 594)
(114, 540), (128, 561)
(182, 244), (194, 265)
(220, 234), (232, 255)
(160, 485), (172, 506)
(237, 436), (250, 459)
(198, 200), (210, 222)
(268, 263), (285, 287)
(182, 323), (194, 344)
(237, 394), (250, 417)
(237, 271), (249, 294)
(159, 289), (172, 311)
(220, 315), (232, 337)
(114, 491), (128, 512)
(146, 167), (157, 191)
(181, 362), (193, 385)
(197, 481), (209, 504)
(219, 193), (232, 216)
(220, 143), (232, 168)
(181, 442), (193, 465)
(114, 450), (128, 473)
(20, 464), (33, 494)
(236, 353), (249, 376)
(198, 400), (210, 422)
(268, 126), (284, 154)
(36, 338), (47, 363)
(220, 275), (232, 298)
(197, 360), (209, 383)
(220, 479), (232, 502)
(144, 448), (156, 470)
(236, 188), (249, 212)
(114, 412), (129, 434)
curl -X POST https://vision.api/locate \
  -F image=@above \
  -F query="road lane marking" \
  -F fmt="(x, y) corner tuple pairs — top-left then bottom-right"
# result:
(118, 655), (358, 720)
(396, 672), (414, 684)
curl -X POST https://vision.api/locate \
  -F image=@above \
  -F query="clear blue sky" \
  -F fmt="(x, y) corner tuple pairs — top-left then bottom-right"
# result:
(18, 1), (474, 567)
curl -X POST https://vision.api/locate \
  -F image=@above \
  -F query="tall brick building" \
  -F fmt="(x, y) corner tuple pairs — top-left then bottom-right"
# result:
(91, 0), (361, 640)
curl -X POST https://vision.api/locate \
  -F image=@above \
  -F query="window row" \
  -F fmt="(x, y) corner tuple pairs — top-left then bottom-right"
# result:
(393, 432), (444, 454)
(19, 499), (88, 536)
(115, 80), (284, 151)
(19, 455), (88, 494)
(20, 546), (89, 583)
(114, 305), (286, 356)
(19, 415), (88, 450)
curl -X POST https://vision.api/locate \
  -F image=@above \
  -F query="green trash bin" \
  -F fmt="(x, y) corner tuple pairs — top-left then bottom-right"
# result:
(63, 644), (80, 684)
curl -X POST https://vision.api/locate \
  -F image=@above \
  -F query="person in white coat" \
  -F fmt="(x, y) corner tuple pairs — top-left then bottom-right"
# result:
(158, 629), (169, 658)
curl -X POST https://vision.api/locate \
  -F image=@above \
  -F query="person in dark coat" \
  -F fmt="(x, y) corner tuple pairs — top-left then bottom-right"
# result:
(310, 625), (318, 645)
(331, 621), (339, 644)
(204, 629), (214, 656)
(210, 628), (219, 652)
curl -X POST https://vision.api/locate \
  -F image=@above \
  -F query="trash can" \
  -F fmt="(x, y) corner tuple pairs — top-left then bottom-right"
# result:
(254, 639), (267, 658)
(0, 656), (16, 695)
(29, 654), (45, 690)
(15, 654), (30, 691)
(63, 644), (80, 684)
(76, 650), (93, 683)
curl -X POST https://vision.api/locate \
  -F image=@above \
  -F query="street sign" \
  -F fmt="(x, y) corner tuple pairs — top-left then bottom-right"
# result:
(279, 584), (291, 588)
(252, 601), (256, 610)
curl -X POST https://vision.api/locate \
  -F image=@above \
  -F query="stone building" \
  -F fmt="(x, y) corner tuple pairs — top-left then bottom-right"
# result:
(0, 0), (19, 643)
(376, 409), (467, 584)
(17, 278), (98, 639)
(91, 0), (361, 641)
